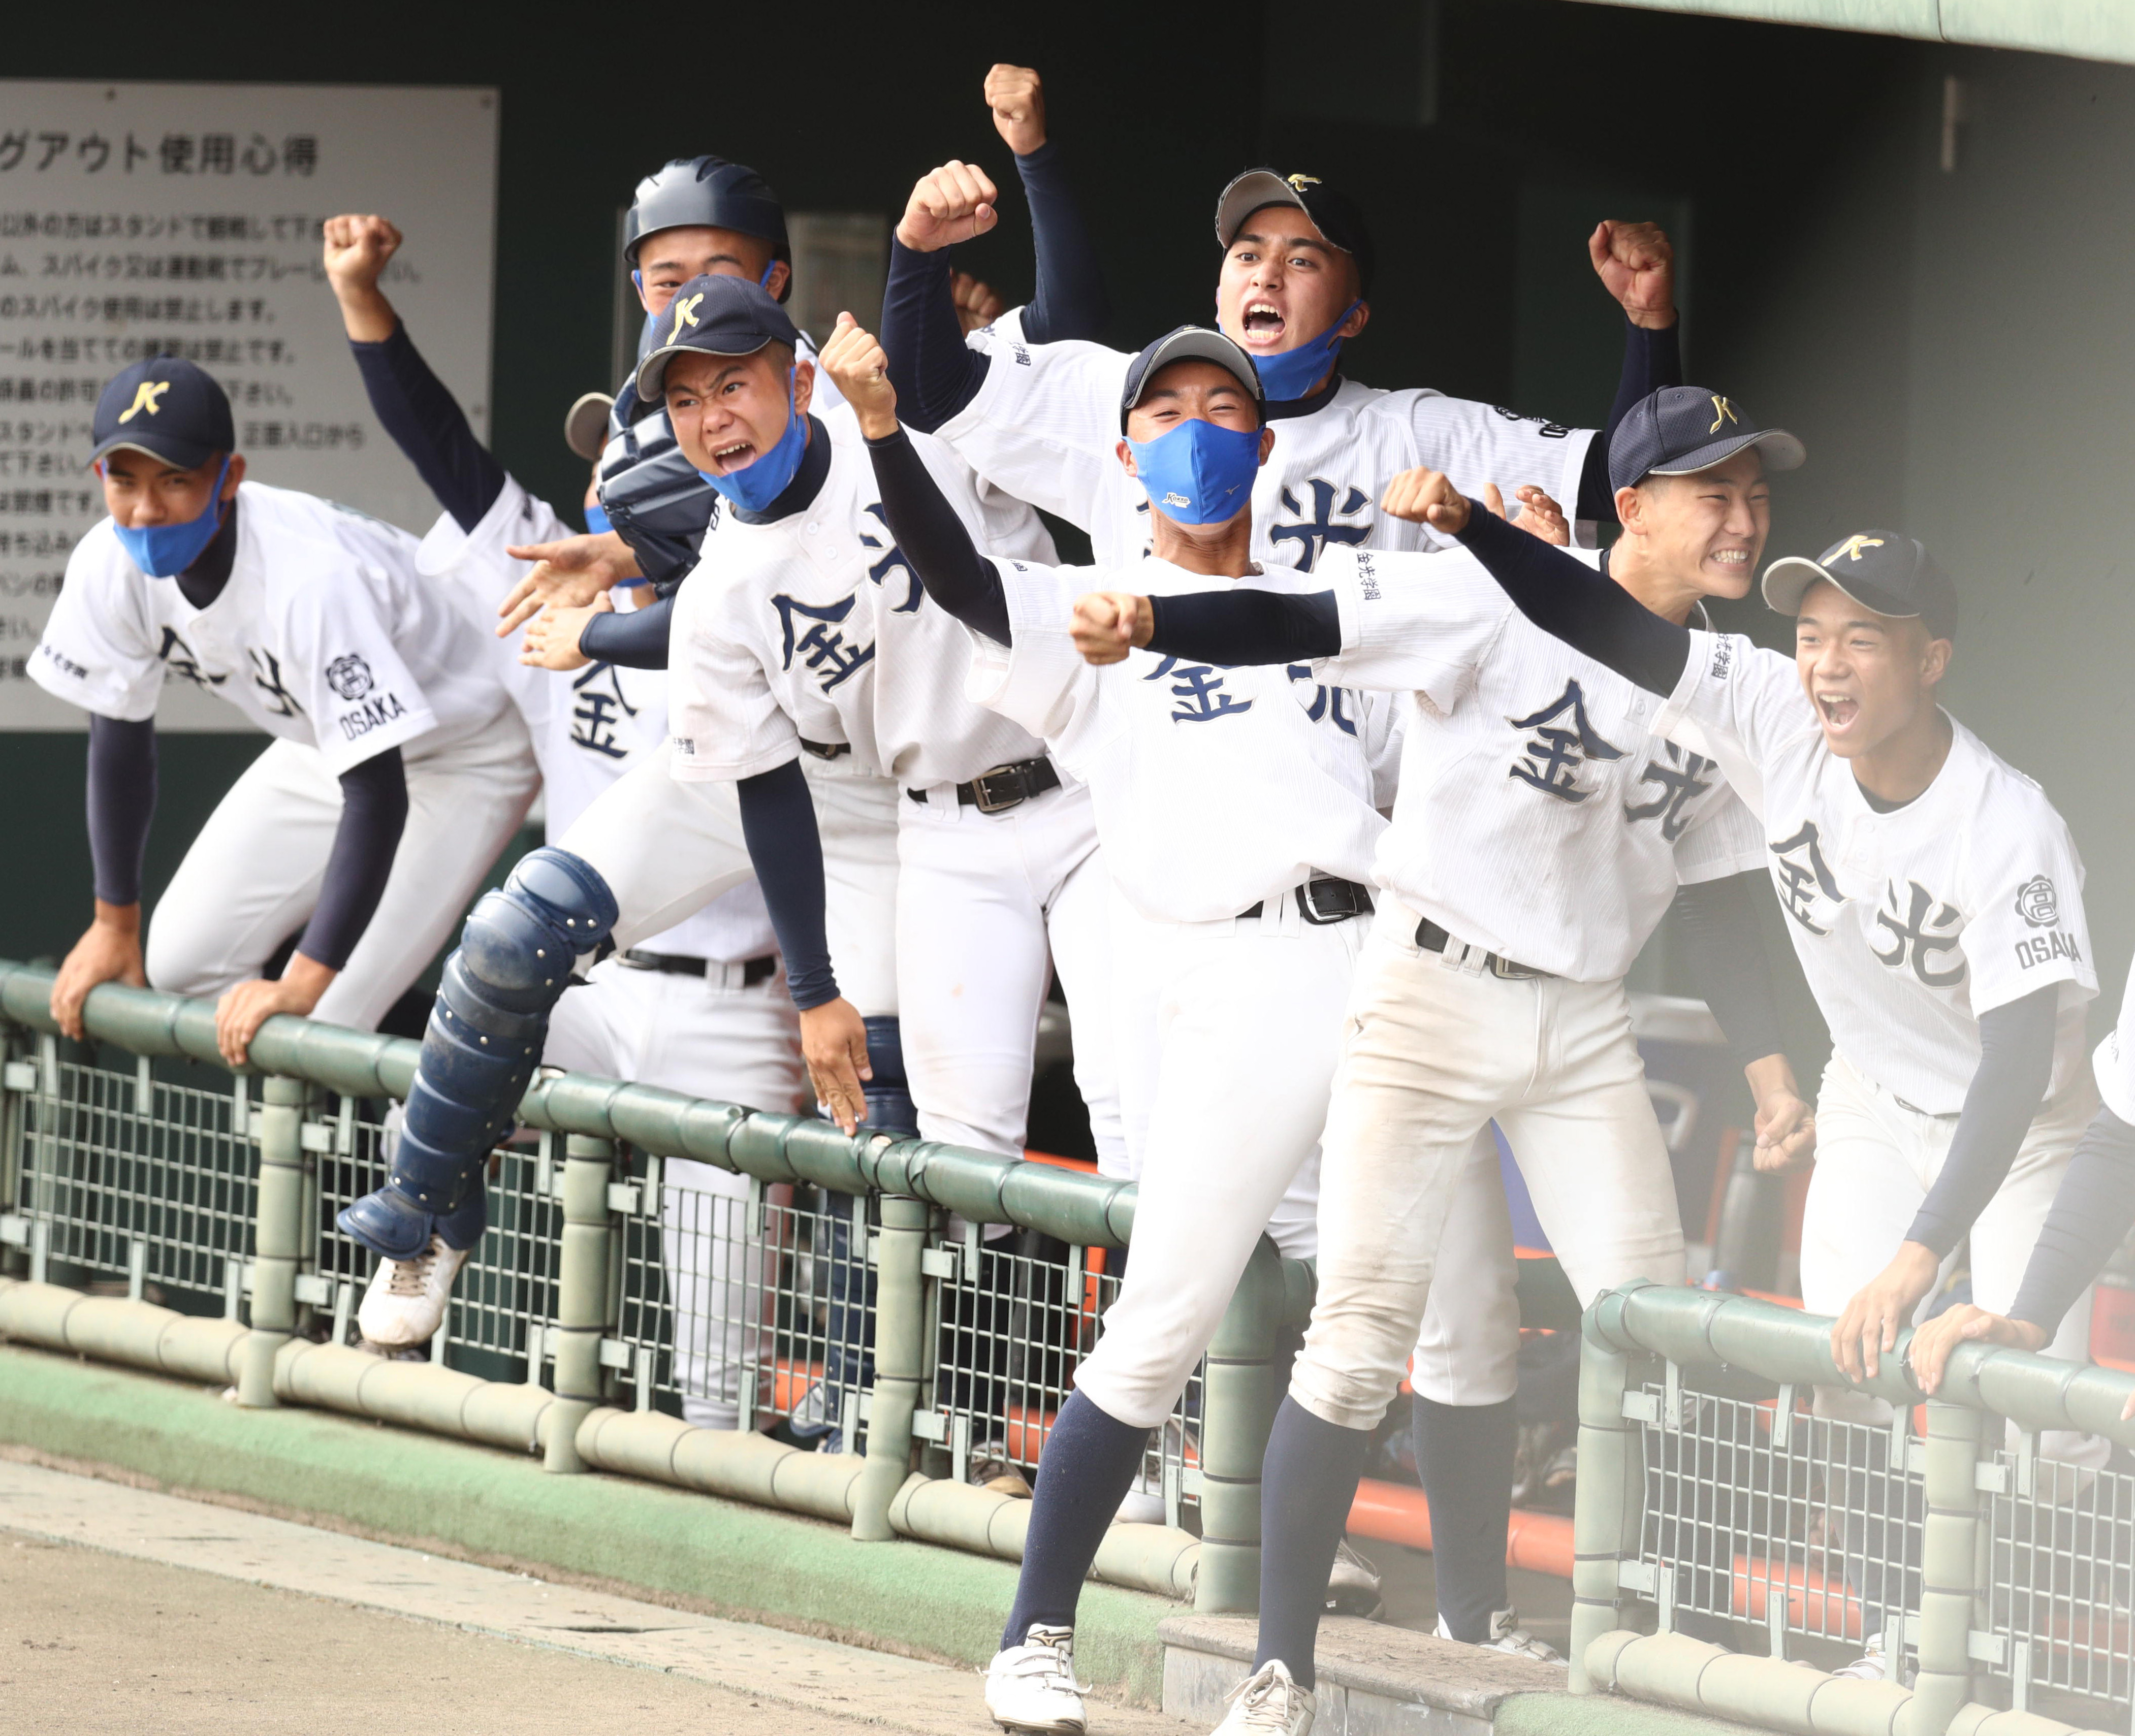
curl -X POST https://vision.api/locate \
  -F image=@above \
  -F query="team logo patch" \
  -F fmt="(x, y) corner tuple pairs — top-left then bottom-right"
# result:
(326, 654), (374, 700)
(2015, 875), (2059, 928)
(1708, 395), (1736, 433)
(118, 380), (170, 423)
(1162, 491), (1191, 508)
(1831, 535), (1885, 563)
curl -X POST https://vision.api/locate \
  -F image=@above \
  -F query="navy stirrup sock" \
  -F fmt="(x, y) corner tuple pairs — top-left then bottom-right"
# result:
(1254, 1396), (1373, 1690)
(1000, 1390), (1152, 1649)
(1414, 1394), (1518, 1641)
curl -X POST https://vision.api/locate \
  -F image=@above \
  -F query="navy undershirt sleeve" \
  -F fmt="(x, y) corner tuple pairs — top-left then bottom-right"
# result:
(1670, 872), (1786, 1070)
(577, 593), (674, 670)
(865, 428), (1011, 643)
(86, 713), (157, 907)
(735, 758), (837, 1010)
(1456, 505), (1691, 696)
(882, 240), (991, 434)
(1142, 589), (1341, 666)
(296, 747), (408, 972)
(1014, 142), (1110, 344)
(2009, 1105), (2135, 1333)
(1573, 317), (1684, 524)
(1905, 986), (2061, 1259)
(350, 322), (507, 533)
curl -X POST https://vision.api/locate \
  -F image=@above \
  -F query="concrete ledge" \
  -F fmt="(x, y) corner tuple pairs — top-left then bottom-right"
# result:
(0, 1341), (1174, 1707)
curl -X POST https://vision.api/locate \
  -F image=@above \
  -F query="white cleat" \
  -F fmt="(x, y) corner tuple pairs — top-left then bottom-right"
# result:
(1832, 1632), (1887, 1682)
(1213, 1659), (1315, 1734)
(355, 1235), (468, 1348)
(1324, 1538), (1383, 1619)
(985, 1623), (1089, 1733)
(1435, 1608), (1564, 1664)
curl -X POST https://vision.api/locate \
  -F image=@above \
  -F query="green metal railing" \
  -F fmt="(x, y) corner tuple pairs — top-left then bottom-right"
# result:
(0, 960), (1312, 1612)
(1572, 1278), (2135, 1736)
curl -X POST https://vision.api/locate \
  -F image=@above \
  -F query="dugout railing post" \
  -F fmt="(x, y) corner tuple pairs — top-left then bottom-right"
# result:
(1909, 1397), (1990, 1734)
(853, 1191), (928, 1541)
(547, 1133), (615, 1473)
(238, 1074), (309, 1408)
(1195, 1233), (1286, 1613)
(1569, 1286), (1645, 1692)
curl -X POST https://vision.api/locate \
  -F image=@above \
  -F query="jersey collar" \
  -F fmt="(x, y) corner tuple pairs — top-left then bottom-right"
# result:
(174, 490), (242, 610)
(1263, 373), (1344, 422)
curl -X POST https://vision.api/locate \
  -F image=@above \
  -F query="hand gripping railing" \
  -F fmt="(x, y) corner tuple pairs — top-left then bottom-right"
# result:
(1572, 1277), (2135, 1736)
(0, 961), (1312, 1613)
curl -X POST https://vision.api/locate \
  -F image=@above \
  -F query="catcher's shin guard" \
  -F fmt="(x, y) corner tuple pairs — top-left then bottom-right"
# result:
(338, 849), (618, 1260)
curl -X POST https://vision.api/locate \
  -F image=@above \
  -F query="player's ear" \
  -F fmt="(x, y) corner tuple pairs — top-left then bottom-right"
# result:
(1613, 484), (1643, 536)
(1919, 630), (1953, 689)
(1257, 426), (1276, 466)
(631, 268), (650, 312)
(223, 454), (247, 496)
(792, 358), (816, 418)
(1116, 438), (1138, 479)
(1338, 300), (1369, 340)
(762, 259), (792, 301)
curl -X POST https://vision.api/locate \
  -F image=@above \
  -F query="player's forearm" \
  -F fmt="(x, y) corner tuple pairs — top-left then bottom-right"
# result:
(1015, 141), (1110, 344)
(882, 238), (991, 434)
(1574, 316), (1684, 524)
(1143, 589), (1340, 666)
(1905, 985), (2060, 1259)
(1455, 506), (1690, 695)
(2009, 1104), (2135, 1333)
(1670, 871), (1786, 1071)
(86, 712), (158, 908)
(864, 428), (1012, 643)
(296, 748), (409, 972)
(349, 322), (507, 534)
(578, 594), (674, 670)
(332, 276), (398, 345)
(735, 759), (838, 1011)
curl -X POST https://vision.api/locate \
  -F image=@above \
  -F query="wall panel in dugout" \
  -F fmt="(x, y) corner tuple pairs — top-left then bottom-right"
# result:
(0, 79), (499, 731)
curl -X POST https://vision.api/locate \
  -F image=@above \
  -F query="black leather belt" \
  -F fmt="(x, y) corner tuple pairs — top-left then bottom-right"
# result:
(909, 756), (1061, 815)
(620, 949), (778, 986)
(1414, 916), (1549, 980)
(800, 739), (850, 760)
(1240, 878), (1374, 925)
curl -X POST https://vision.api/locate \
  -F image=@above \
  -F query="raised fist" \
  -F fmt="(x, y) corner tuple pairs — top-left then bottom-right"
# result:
(897, 160), (1000, 254)
(1588, 220), (1676, 331)
(817, 312), (898, 438)
(323, 213), (402, 297)
(1380, 468), (1470, 534)
(985, 64), (1047, 156)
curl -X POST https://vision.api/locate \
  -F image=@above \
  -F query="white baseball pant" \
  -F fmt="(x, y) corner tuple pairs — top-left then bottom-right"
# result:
(1802, 1051), (2107, 1467)
(546, 956), (808, 1430)
(895, 778), (1122, 1169)
(1291, 898), (1686, 1433)
(1070, 890), (1361, 1431)
(145, 712), (539, 1032)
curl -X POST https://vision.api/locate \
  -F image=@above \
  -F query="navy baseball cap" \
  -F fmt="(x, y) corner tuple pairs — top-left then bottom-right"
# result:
(1607, 387), (1805, 494)
(1214, 169), (1378, 296)
(1120, 326), (1264, 432)
(89, 357), (234, 470)
(633, 274), (802, 401)
(1763, 531), (1958, 641)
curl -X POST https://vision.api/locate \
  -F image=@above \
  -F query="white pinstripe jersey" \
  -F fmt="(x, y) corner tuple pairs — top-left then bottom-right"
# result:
(1311, 543), (1765, 982)
(934, 333), (1597, 570)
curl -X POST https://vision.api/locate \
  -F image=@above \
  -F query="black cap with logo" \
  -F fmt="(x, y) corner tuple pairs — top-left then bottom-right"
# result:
(1213, 169), (1377, 296)
(1119, 326), (1264, 433)
(1607, 386), (1806, 494)
(633, 273), (803, 402)
(88, 357), (234, 471)
(1763, 531), (1958, 641)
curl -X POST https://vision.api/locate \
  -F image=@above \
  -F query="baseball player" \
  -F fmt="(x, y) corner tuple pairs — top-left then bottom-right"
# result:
(325, 217), (807, 1417)
(1411, 465), (2104, 1689)
(1059, 388), (1809, 1721)
(816, 312), (1396, 1735)
(39, 357), (533, 1071)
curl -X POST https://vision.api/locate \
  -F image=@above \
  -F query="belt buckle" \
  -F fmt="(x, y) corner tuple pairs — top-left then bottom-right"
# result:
(970, 766), (1027, 814)
(1297, 878), (1361, 926)
(1489, 953), (1541, 981)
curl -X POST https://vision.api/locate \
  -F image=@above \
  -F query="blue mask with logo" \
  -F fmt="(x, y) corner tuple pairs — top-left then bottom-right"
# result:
(112, 456), (232, 578)
(1127, 418), (1260, 526)
(697, 370), (808, 513)
(1249, 300), (1362, 402)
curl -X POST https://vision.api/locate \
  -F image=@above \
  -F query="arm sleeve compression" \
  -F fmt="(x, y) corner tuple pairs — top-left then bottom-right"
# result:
(1456, 506), (1691, 696)
(349, 323), (507, 534)
(577, 593), (675, 671)
(1014, 141), (1110, 343)
(735, 757), (837, 1011)
(1905, 985), (2061, 1259)
(86, 713), (157, 907)
(1143, 588), (1341, 667)
(881, 240), (991, 434)
(865, 428), (1011, 643)
(295, 747), (408, 971)
(1670, 871), (1787, 1070)
(1572, 317), (1684, 524)
(2009, 1105), (2135, 1333)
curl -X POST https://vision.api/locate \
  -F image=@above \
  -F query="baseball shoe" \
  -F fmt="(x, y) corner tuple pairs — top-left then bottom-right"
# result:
(1435, 1609), (1564, 1664)
(1324, 1538), (1383, 1619)
(984, 1623), (1088, 1733)
(1832, 1633), (1887, 1682)
(1213, 1659), (1315, 1734)
(972, 1448), (1034, 1499)
(355, 1235), (468, 1347)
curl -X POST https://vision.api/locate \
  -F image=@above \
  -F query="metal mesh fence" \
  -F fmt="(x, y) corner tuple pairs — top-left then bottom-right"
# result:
(1986, 1446), (2135, 1719)
(1639, 1379), (1922, 1663)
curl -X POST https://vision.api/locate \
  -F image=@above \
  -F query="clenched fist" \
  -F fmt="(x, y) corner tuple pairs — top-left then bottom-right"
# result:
(985, 65), (1047, 156)
(1589, 220), (1676, 331)
(1380, 468), (1471, 534)
(816, 312), (898, 439)
(1071, 591), (1152, 664)
(898, 160), (1000, 254)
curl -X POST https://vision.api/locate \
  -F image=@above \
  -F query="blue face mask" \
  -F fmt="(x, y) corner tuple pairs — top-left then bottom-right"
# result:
(583, 500), (612, 535)
(112, 456), (232, 578)
(1127, 417), (1261, 526)
(696, 369), (808, 513)
(1249, 300), (1362, 402)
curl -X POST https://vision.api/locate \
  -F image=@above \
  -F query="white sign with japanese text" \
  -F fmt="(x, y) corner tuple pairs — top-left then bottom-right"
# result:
(0, 80), (498, 729)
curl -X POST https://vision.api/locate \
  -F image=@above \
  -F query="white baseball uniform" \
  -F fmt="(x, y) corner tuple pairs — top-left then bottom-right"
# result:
(930, 332), (1595, 569)
(665, 406), (1124, 1170)
(1655, 633), (2102, 1436)
(966, 550), (1392, 1430)
(1261, 547), (1755, 1424)
(30, 479), (535, 1032)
